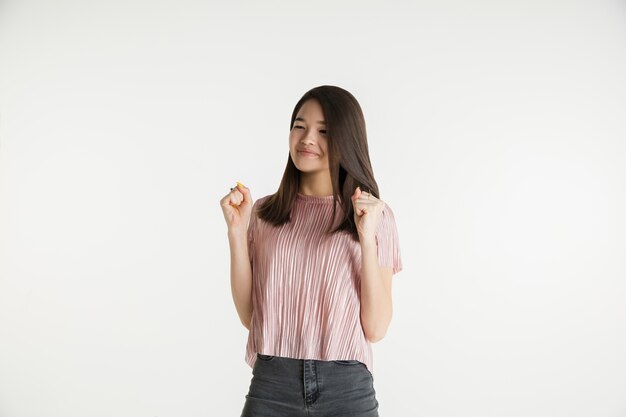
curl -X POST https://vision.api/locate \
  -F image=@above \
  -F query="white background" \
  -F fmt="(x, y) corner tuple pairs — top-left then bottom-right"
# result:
(1, 0), (625, 416)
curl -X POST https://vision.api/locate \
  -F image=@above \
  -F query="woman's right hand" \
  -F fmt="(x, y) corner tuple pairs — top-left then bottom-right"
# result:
(220, 182), (253, 233)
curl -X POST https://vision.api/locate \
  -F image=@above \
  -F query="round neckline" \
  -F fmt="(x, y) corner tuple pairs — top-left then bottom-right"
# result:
(296, 192), (335, 203)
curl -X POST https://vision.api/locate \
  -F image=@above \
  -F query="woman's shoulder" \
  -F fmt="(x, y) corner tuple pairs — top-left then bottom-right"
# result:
(380, 199), (397, 216)
(253, 194), (272, 208)
(377, 199), (400, 232)
(251, 194), (274, 220)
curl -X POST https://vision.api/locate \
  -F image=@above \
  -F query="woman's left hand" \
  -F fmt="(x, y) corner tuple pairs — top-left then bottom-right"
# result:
(351, 186), (384, 242)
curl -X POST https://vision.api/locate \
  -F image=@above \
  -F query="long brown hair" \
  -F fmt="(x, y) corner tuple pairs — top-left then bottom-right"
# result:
(257, 85), (380, 242)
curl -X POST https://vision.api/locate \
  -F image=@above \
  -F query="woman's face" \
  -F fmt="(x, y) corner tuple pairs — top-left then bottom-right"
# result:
(289, 99), (330, 174)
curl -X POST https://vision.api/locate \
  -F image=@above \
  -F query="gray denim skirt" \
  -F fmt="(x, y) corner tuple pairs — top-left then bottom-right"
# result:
(240, 353), (379, 417)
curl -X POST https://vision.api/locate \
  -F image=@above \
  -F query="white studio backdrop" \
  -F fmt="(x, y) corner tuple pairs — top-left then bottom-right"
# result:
(1, 0), (625, 416)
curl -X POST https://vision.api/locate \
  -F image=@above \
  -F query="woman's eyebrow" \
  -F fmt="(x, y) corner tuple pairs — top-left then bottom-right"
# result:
(295, 117), (326, 125)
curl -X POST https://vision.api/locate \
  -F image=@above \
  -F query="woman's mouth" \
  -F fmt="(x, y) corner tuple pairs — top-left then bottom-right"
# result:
(298, 150), (318, 157)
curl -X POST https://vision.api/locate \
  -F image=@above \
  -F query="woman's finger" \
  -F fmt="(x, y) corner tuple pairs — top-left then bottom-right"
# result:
(235, 182), (252, 204)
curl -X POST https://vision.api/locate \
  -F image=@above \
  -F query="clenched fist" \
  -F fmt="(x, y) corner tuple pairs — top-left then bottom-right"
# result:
(220, 182), (253, 233)
(351, 186), (384, 242)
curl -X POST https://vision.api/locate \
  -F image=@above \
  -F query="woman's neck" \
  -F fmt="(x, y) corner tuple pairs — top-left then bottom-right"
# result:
(299, 171), (333, 196)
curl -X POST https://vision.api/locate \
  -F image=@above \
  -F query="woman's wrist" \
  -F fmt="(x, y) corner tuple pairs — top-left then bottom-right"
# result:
(227, 227), (248, 241)
(358, 235), (377, 249)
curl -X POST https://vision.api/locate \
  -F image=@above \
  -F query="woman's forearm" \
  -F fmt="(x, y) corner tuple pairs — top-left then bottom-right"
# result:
(359, 238), (393, 342)
(228, 228), (253, 329)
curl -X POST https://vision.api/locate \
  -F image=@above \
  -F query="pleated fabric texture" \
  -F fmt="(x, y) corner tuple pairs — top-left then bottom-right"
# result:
(244, 192), (403, 376)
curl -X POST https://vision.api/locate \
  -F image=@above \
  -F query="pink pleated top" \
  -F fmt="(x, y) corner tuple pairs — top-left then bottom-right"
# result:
(245, 192), (403, 376)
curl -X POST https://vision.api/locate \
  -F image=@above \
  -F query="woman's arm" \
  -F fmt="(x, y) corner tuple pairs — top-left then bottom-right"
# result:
(228, 228), (253, 330)
(220, 182), (254, 330)
(350, 186), (395, 342)
(360, 238), (394, 342)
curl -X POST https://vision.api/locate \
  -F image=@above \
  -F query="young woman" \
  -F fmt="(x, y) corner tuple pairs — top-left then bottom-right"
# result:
(220, 85), (402, 417)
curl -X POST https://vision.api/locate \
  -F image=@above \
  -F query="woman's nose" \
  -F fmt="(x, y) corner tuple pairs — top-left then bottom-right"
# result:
(300, 132), (315, 144)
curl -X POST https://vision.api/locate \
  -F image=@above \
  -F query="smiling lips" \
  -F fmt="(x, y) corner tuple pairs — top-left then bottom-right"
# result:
(298, 149), (319, 157)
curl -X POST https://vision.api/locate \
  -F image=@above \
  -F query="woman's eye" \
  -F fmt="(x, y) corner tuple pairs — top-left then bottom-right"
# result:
(292, 125), (325, 134)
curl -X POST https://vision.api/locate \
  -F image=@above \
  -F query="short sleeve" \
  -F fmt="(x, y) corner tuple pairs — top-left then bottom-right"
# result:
(375, 202), (403, 274)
